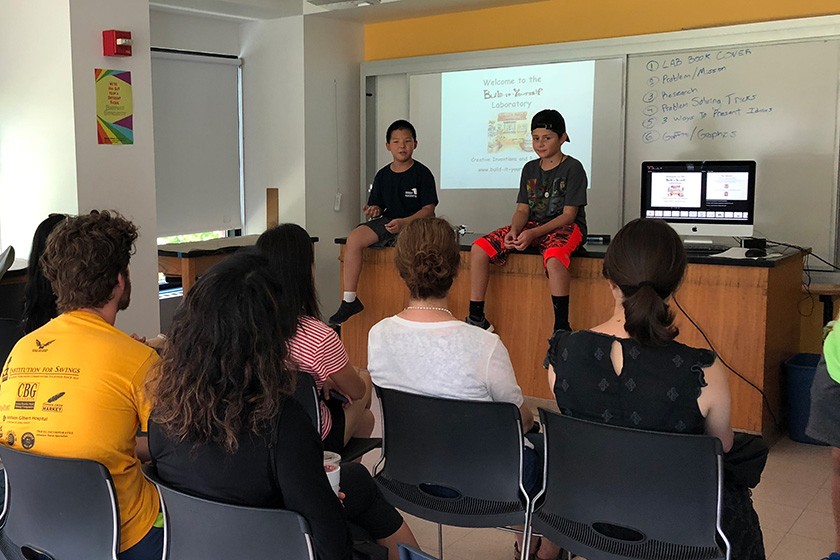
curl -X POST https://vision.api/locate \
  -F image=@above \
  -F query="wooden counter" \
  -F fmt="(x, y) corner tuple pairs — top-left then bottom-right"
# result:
(336, 241), (803, 438)
(158, 235), (261, 296)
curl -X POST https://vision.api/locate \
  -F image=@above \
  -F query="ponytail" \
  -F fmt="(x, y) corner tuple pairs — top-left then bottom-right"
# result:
(603, 219), (687, 346)
(621, 284), (678, 346)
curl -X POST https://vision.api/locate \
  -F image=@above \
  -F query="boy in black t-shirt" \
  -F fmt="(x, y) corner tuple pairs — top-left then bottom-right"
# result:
(467, 109), (587, 333)
(329, 120), (438, 325)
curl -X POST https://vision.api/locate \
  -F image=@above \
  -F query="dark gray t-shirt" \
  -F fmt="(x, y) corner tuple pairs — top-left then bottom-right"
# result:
(516, 156), (587, 236)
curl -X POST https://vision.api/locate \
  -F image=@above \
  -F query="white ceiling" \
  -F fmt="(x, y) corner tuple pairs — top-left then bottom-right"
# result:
(150, 0), (536, 23)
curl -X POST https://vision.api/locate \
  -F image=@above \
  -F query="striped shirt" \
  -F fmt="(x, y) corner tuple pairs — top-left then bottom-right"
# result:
(288, 316), (350, 438)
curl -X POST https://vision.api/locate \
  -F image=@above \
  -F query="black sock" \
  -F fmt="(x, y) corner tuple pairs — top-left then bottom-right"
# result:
(552, 295), (570, 332)
(469, 300), (485, 321)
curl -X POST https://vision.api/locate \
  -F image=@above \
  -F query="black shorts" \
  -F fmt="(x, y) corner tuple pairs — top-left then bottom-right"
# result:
(322, 396), (347, 454)
(360, 217), (398, 248)
(340, 462), (404, 540)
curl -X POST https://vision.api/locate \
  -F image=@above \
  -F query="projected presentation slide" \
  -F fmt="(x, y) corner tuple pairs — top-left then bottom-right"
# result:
(440, 61), (595, 189)
(706, 171), (749, 201)
(650, 172), (702, 208)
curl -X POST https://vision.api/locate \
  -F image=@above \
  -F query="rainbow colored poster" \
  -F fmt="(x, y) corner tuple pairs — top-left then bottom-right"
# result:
(95, 69), (133, 145)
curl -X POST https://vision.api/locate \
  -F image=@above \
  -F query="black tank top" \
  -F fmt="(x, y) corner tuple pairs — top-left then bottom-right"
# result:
(548, 330), (713, 434)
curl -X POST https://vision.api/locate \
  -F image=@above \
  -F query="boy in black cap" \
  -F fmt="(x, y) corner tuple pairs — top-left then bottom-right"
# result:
(467, 109), (587, 333)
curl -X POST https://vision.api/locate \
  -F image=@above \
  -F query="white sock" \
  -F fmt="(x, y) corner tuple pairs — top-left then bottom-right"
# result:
(343, 292), (357, 303)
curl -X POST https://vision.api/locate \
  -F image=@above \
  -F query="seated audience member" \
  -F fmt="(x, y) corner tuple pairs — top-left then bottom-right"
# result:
(367, 217), (561, 560)
(0, 210), (163, 560)
(546, 217), (765, 559)
(257, 224), (374, 454)
(329, 119), (437, 326)
(148, 251), (417, 560)
(807, 312), (840, 560)
(21, 213), (66, 333)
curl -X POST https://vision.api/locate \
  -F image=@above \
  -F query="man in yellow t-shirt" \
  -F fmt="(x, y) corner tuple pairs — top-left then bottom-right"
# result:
(0, 211), (161, 560)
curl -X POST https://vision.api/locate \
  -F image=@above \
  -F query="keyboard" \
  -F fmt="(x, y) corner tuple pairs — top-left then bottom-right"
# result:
(684, 244), (731, 256)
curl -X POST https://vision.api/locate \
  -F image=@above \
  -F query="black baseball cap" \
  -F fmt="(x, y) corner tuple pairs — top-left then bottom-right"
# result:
(530, 109), (570, 142)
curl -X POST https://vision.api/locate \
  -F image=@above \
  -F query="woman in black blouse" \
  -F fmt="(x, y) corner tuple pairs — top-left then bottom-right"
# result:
(147, 251), (417, 560)
(546, 218), (764, 560)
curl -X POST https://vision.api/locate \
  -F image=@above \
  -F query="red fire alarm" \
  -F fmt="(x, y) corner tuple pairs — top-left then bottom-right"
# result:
(103, 30), (132, 57)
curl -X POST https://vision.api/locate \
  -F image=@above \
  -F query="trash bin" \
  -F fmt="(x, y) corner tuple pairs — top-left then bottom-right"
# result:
(783, 353), (828, 445)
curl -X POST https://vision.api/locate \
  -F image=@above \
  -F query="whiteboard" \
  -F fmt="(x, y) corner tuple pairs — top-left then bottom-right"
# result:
(625, 40), (840, 258)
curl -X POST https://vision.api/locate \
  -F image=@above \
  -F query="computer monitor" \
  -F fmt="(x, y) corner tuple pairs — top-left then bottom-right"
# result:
(640, 160), (756, 239)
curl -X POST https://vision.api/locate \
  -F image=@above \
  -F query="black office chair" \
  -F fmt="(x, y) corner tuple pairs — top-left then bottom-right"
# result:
(142, 464), (315, 560)
(372, 385), (535, 560)
(0, 319), (23, 367)
(533, 409), (729, 560)
(292, 373), (382, 462)
(0, 445), (120, 560)
(0, 247), (14, 282)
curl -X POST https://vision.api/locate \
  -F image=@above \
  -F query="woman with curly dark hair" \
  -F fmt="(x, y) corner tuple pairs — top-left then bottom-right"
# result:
(148, 250), (416, 560)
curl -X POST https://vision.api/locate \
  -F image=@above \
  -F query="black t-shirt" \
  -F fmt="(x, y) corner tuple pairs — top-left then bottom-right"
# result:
(149, 399), (353, 560)
(516, 157), (587, 236)
(367, 160), (438, 219)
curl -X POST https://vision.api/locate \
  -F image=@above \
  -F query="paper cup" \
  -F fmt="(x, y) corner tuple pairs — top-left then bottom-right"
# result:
(324, 451), (341, 496)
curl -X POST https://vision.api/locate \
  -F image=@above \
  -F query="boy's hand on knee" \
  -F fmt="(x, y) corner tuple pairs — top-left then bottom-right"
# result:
(384, 218), (404, 233)
(363, 205), (382, 218)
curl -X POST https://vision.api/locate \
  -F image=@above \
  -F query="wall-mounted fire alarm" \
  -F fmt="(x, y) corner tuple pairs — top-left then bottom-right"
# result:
(103, 30), (132, 57)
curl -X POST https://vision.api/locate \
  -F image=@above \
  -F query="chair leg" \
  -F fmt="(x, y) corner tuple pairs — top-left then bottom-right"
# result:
(437, 523), (443, 560)
(519, 509), (533, 560)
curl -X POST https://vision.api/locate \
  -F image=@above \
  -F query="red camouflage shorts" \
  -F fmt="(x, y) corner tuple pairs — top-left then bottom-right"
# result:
(473, 221), (584, 268)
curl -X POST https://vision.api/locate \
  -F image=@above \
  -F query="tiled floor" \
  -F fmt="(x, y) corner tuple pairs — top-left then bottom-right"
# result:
(363, 395), (836, 560)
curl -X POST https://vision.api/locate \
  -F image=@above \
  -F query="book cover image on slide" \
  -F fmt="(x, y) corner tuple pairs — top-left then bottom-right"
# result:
(487, 112), (532, 153)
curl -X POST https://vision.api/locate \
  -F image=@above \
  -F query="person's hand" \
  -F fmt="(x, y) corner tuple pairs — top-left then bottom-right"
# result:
(503, 228), (518, 249)
(145, 334), (167, 350)
(512, 229), (537, 251)
(337, 491), (346, 504)
(384, 218), (404, 233)
(130, 333), (147, 344)
(363, 205), (382, 219)
(321, 377), (338, 400)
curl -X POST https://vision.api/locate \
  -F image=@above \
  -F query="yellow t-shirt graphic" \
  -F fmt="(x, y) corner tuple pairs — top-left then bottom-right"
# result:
(0, 311), (160, 552)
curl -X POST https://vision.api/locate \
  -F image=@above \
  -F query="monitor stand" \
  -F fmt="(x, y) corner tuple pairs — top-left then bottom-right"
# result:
(682, 237), (717, 248)
(682, 237), (731, 254)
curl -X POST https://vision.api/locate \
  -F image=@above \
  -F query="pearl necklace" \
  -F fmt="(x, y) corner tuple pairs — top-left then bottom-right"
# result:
(404, 306), (453, 316)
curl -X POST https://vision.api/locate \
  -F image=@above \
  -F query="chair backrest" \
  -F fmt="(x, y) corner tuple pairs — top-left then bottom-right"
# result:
(533, 409), (728, 560)
(0, 445), (119, 560)
(292, 373), (321, 432)
(143, 464), (315, 559)
(373, 385), (528, 528)
(0, 318), (23, 367)
(0, 246), (14, 281)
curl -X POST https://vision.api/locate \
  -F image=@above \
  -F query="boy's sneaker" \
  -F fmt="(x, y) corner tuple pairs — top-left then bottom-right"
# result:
(465, 315), (494, 333)
(329, 298), (364, 325)
(822, 553), (840, 560)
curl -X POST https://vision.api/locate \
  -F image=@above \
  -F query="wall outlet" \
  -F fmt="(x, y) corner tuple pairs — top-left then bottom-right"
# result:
(334, 192), (342, 212)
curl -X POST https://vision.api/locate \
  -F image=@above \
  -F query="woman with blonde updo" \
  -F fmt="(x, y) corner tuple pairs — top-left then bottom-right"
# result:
(368, 216), (532, 431)
(368, 217), (563, 560)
